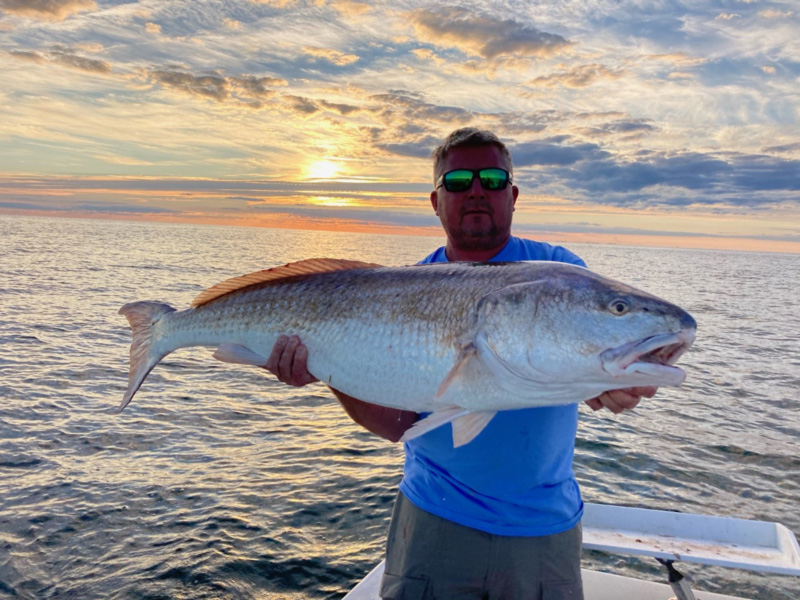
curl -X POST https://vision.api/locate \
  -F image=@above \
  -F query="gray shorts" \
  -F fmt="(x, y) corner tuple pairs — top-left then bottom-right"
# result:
(380, 492), (583, 600)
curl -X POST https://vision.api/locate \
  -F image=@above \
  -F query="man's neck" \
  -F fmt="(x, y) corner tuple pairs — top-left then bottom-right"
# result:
(444, 236), (511, 262)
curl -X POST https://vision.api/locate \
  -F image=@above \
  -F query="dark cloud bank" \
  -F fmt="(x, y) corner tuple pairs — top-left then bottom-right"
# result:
(507, 139), (800, 208)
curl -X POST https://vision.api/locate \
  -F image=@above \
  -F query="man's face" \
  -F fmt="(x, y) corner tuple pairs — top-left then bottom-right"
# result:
(431, 145), (519, 253)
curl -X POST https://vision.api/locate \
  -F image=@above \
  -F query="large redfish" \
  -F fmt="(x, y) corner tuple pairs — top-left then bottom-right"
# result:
(119, 259), (696, 446)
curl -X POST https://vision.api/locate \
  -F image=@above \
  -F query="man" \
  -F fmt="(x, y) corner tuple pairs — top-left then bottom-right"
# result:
(266, 128), (654, 599)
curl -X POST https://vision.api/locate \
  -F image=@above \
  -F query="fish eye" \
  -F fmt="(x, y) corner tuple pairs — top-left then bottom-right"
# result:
(608, 298), (630, 316)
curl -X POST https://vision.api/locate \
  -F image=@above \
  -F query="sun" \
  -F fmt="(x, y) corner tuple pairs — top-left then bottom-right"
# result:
(304, 159), (340, 180)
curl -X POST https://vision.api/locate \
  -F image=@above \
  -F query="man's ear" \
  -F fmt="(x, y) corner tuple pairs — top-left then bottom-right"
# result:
(512, 185), (519, 210)
(430, 189), (439, 215)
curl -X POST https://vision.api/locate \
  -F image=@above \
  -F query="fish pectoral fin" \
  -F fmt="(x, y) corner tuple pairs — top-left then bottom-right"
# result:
(212, 344), (269, 367)
(399, 406), (497, 447)
(451, 411), (496, 447)
(436, 343), (478, 400)
(399, 405), (469, 443)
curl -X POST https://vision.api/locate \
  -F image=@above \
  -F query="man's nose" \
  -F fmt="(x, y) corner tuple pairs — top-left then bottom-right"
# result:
(467, 174), (484, 196)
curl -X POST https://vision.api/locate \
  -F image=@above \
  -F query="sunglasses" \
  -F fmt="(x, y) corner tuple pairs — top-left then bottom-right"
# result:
(436, 168), (512, 193)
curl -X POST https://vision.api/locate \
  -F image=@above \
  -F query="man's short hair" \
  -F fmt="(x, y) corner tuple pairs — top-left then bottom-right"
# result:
(432, 128), (513, 185)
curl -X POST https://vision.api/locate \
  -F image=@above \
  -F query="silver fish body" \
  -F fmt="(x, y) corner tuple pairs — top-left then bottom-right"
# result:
(119, 259), (696, 446)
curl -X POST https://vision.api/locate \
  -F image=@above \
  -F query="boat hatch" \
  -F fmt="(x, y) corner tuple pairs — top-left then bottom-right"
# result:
(583, 503), (800, 576)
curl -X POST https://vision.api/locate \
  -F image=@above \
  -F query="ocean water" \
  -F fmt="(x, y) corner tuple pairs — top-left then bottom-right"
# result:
(0, 214), (798, 599)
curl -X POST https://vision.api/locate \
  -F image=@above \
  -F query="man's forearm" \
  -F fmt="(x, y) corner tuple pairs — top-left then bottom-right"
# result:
(329, 388), (419, 443)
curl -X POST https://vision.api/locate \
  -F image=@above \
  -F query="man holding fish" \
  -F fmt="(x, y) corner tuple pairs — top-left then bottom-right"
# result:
(266, 129), (657, 599)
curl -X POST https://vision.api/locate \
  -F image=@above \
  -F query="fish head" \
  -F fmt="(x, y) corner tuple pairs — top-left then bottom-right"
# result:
(474, 263), (697, 401)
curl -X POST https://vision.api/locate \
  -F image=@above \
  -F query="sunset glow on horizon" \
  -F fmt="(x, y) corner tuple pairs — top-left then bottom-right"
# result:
(1, 1), (798, 253)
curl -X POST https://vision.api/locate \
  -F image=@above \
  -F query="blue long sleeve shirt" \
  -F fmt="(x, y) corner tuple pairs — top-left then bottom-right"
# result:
(399, 236), (587, 536)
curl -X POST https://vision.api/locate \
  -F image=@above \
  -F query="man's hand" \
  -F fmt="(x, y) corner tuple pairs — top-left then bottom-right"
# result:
(584, 386), (657, 414)
(265, 335), (319, 387)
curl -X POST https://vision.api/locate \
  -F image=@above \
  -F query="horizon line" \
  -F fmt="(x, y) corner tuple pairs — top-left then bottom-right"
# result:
(3, 209), (799, 256)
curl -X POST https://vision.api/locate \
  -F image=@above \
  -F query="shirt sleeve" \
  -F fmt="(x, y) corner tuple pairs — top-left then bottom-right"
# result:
(552, 245), (587, 268)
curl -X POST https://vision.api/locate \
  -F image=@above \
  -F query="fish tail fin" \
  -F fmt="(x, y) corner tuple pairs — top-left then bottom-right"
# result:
(118, 301), (176, 410)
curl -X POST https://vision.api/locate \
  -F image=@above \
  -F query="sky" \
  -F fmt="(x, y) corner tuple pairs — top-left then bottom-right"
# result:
(1, 0), (799, 252)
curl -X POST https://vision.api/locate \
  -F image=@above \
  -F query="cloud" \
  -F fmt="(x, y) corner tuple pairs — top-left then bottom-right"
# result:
(232, 74), (289, 102)
(523, 146), (800, 207)
(145, 22), (162, 34)
(0, 200), (177, 214)
(528, 64), (624, 88)
(728, 154), (800, 191)
(76, 203), (179, 214)
(146, 70), (290, 106)
(763, 142), (800, 154)
(9, 50), (46, 63)
(329, 1), (371, 18)
(370, 91), (471, 124)
(281, 94), (319, 115)
(576, 120), (657, 140)
(0, 0), (95, 21)
(578, 152), (731, 193)
(0, 201), (60, 211)
(74, 42), (104, 53)
(318, 100), (361, 115)
(249, 0), (298, 7)
(376, 137), (441, 159)
(758, 10), (793, 18)
(362, 92), (476, 159)
(411, 48), (443, 66)
(641, 53), (707, 68)
(9, 47), (110, 73)
(245, 202), (438, 230)
(302, 46), (360, 66)
(50, 50), (111, 74)
(90, 153), (153, 166)
(715, 13), (742, 21)
(407, 7), (572, 59)
(486, 110), (577, 138)
(513, 220), (800, 244)
(512, 140), (611, 167)
(458, 56), (535, 76)
(142, 68), (333, 118)
(0, 177), (432, 204)
(148, 70), (229, 101)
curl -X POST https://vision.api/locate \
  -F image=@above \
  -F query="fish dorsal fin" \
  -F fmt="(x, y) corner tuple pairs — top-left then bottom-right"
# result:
(190, 258), (383, 308)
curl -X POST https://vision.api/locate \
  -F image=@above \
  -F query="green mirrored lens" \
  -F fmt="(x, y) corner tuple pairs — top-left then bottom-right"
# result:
(444, 170), (474, 191)
(479, 168), (508, 190)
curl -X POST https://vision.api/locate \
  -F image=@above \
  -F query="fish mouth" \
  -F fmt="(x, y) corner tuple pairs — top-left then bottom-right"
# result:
(600, 329), (695, 386)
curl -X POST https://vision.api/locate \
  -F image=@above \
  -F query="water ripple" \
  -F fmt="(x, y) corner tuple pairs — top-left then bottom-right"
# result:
(0, 217), (797, 599)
